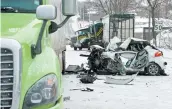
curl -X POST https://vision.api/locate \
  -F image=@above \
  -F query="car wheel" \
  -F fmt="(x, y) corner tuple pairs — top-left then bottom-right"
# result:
(79, 47), (82, 50)
(146, 63), (160, 76)
(74, 47), (77, 50)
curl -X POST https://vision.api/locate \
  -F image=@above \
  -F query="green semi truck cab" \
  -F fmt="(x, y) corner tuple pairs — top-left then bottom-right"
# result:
(75, 27), (90, 41)
(89, 22), (103, 39)
(72, 22), (104, 50)
(1, 0), (76, 109)
(75, 22), (103, 41)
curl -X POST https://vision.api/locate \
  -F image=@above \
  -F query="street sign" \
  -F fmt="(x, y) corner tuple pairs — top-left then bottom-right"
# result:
(155, 22), (163, 32)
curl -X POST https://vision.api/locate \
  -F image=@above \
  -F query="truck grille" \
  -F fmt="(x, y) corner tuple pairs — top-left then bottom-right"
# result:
(1, 48), (14, 109)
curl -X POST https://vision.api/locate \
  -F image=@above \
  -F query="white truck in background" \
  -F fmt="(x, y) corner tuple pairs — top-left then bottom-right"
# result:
(50, 0), (77, 73)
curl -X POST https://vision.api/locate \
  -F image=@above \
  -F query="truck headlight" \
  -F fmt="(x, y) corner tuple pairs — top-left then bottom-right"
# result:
(23, 74), (58, 109)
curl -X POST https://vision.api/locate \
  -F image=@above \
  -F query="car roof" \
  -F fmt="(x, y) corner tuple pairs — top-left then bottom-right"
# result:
(120, 37), (148, 49)
(130, 38), (147, 42)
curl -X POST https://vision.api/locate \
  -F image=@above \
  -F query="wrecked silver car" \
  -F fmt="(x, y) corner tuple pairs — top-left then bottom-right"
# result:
(86, 37), (168, 76)
(80, 45), (146, 76)
(105, 37), (168, 76)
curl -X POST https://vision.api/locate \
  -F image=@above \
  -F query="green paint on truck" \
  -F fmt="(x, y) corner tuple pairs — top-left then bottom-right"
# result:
(0, 0), (74, 108)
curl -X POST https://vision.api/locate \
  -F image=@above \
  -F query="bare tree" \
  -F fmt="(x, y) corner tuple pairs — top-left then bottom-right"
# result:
(164, 0), (172, 19)
(91, 0), (137, 15)
(136, 0), (166, 45)
(146, 0), (166, 46)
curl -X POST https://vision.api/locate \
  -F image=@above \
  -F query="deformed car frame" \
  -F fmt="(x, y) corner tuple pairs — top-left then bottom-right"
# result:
(105, 37), (168, 76)
(81, 45), (149, 76)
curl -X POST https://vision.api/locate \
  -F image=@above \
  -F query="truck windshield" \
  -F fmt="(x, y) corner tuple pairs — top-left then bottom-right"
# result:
(1, 0), (41, 13)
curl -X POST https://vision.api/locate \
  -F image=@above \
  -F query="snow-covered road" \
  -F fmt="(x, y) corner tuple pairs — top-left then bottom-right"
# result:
(63, 46), (172, 109)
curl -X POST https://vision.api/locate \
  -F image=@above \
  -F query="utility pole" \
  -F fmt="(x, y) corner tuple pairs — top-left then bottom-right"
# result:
(89, 12), (91, 22)
(148, 11), (151, 42)
(83, 5), (85, 21)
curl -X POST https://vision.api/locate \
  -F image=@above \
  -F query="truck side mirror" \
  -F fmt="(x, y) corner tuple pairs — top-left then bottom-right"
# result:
(36, 5), (57, 20)
(62, 0), (77, 16)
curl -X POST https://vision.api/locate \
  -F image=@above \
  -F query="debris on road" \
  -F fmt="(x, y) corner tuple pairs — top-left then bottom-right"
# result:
(80, 74), (97, 84)
(70, 87), (94, 92)
(105, 72), (138, 85)
(65, 65), (83, 74)
(81, 87), (94, 92)
(64, 96), (70, 101)
(76, 72), (87, 78)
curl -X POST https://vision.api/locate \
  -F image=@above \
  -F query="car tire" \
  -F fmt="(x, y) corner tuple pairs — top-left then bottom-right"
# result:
(146, 63), (160, 76)
(79, 47), (82, 50)
(74, 47), (77, 50)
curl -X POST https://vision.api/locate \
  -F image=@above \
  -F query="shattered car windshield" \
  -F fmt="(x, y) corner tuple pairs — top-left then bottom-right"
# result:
(1, 0), (41, 13)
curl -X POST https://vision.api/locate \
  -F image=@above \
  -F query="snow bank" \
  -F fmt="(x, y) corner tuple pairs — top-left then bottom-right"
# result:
(157, 18), (172, 27)
(155, 29), (172, 49)
(135, 16), (172, 33)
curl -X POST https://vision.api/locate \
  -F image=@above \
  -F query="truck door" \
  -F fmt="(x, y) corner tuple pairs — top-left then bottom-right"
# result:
(82, 38), (90, 48)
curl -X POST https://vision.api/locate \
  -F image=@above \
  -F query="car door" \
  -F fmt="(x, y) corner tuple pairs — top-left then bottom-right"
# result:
(127, 49), (149, 70)
(118, 50), (149, 70)
(117, 51), (137, 66)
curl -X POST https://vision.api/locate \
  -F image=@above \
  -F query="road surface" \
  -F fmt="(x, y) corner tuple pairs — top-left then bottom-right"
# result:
(63, 46), (172, 109)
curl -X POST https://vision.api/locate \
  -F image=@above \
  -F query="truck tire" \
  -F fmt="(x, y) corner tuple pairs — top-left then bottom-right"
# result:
(62, 50), (66, 75)
(146, 63), (160, 76)
(74, 47), (77, 50)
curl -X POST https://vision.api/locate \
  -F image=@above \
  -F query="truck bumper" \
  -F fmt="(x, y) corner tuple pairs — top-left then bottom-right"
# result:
(49, 96), (63, 109)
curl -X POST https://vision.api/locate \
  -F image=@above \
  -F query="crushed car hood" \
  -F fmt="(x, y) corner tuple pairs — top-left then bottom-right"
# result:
(106, 37), (121, 51)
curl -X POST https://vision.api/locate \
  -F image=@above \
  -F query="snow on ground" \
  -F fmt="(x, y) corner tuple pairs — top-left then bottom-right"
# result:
(156, 29), (172, 48)
(65, 45), (89, 68)
(63, 45), (172, 109)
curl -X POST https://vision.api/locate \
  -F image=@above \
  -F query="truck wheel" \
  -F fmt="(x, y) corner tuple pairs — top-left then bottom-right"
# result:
(146, 63), (160, 76)
(62, 50), (66, 75)
(74, 47), (77, 50)
(79, 47), (82, 50)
